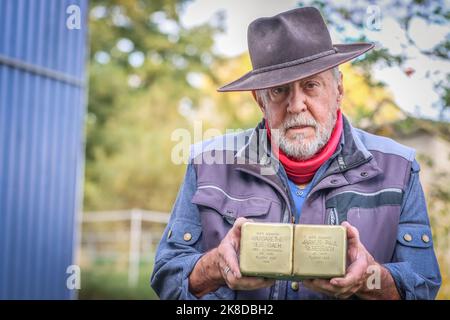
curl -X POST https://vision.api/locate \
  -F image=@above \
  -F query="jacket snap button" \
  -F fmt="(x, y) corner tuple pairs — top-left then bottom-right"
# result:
(360, 172), (368, 177)
(330, 179), (338, 184)
(422, 234), (430, 243)
(403, 233), (412, 242)
(291, 282), (299, 291)
(183, 232), (192, 241)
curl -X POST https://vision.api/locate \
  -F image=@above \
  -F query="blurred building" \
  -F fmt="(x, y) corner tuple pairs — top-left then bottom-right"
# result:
(0, 0), (88, 299)
(366, 116), (450, 195)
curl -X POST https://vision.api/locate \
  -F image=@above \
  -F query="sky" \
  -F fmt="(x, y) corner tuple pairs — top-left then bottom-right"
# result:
(179, 0), (450, 121)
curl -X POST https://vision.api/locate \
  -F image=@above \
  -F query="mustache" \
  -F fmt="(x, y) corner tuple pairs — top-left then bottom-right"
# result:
(282, 115), (317, 131)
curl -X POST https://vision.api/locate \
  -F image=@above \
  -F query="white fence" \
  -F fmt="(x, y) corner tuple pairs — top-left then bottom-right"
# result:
(81, 209), (169, 287)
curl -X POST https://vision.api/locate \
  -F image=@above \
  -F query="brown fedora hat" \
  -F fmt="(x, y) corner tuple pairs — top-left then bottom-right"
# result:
(218, 7), (374, 92)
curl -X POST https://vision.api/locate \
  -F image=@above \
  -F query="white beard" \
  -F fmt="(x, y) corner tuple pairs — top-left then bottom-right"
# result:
(269, 111), (337, 160)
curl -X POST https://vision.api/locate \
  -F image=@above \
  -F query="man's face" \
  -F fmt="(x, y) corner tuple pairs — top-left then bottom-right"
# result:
(258, 69), (343, 160)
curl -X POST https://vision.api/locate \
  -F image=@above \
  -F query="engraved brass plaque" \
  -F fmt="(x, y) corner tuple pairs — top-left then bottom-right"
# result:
(239, 222), (347, 280)
(293, 225), (347, 279)
(239, 222), (293, 278)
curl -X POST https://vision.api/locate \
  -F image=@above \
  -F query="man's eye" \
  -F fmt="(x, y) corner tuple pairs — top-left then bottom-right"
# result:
(305, 82), (318, 89)
(272, 87), (287, 95)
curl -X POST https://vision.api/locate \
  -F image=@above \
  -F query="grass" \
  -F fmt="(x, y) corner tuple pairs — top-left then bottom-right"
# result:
(78, 260), (159, 300)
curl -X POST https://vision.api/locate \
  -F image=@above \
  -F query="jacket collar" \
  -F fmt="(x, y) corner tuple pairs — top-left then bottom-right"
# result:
(234, 114), (383, 186)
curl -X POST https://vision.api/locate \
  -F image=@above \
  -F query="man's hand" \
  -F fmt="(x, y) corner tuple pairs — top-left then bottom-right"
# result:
(189, 217), (275, 298)
(303, 221), (400, 299)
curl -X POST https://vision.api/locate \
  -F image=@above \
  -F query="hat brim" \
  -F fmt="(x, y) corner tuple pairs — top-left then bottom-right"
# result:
(217, 42), (374, 92)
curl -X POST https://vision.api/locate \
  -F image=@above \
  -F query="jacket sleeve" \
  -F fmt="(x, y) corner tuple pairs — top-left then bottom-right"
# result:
(383, 159), (442, 299)
(150, 159), (235, 300)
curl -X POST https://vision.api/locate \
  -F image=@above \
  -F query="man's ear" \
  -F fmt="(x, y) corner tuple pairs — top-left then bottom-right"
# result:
(251, 90), (266, 116)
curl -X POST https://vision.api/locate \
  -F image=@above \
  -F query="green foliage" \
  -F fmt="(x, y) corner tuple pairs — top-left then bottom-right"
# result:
(85, 0), (221, 211)
(79, 260), (158, 300)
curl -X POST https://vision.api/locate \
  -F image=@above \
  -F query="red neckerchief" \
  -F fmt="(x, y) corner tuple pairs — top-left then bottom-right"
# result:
(265, 109), (343, 184)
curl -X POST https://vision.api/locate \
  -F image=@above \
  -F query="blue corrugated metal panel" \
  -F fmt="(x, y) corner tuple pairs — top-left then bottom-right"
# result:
(0, 0), (87, 80)
(0, 0), (88, 299)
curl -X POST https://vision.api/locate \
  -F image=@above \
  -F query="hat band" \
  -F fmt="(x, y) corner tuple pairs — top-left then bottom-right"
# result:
(251, 47), (338, 75)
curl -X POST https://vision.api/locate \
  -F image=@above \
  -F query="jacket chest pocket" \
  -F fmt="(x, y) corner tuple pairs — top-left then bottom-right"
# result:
(324, 188), (404, 263)
(191, 185), (274, 224)
(324, 188), (404, 225)
(191, 185), (281, 251)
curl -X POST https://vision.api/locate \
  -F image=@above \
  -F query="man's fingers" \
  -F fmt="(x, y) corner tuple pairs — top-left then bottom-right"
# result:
(227, 217), (251, 250)
(303, 279), (335, 293)
(219, 242), (242, 278)
(219, 217), (252, 279)
(303, 278), (359, 299)
(303, 279), (336, 296)
(330, 273), (358, 288)
(230, 277), (275, 291)
(331, 260), (366, 288)
(233, 217), (250, 232)
(334, 284), (362, 299)
(341, 221), (360, 243)
(222, 268), (274, 291)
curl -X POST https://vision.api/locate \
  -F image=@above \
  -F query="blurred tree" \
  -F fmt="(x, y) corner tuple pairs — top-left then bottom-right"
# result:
(339, 63), (405, 127)
(85, 0), (223, 211)
(300, 0), (450, 119)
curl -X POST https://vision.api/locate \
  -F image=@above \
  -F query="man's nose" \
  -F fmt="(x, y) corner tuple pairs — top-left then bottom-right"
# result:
(286, 85), (307, 113)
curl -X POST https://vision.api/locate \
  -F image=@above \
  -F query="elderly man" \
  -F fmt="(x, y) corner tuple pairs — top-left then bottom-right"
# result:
(151, 7), (441, 299)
